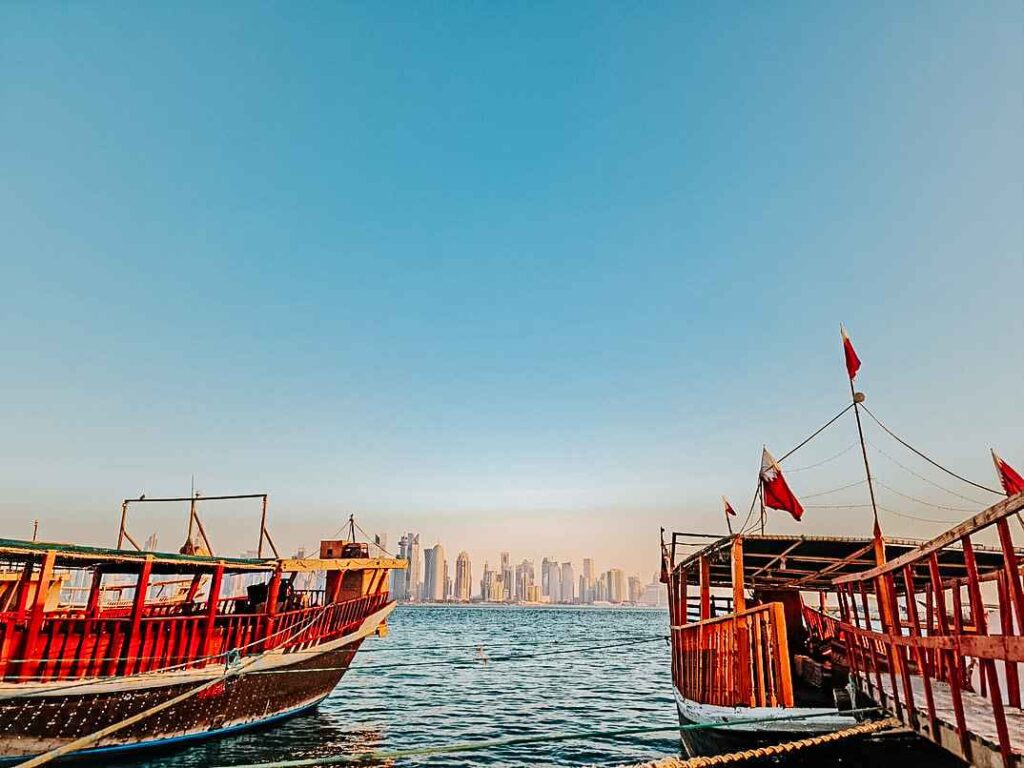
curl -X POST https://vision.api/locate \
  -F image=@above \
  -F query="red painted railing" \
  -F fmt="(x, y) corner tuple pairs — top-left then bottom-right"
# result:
(833, 493), (1024, 768)
(0, 592), (389, 683)
(671, 602), (795, 708)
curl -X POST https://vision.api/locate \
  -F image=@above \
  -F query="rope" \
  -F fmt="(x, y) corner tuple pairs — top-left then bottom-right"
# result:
(878, 505), (961, 525)
(211, 708), (886, 768)
(873, 479), (976, 512)
(777, 404), (855, 463)
(801, 479), (868, 500)
(786, 442), (858, 473)
(626, 716), (901, 767)
(5, 632), (669, 667)
(0, 600), (338, 700)
(12, 602), (336, 766)
(246, 635), (668, 675)
(861, 406), (1002, 496)
(869, 440), (989, 505)
(738, 403), (854, 535)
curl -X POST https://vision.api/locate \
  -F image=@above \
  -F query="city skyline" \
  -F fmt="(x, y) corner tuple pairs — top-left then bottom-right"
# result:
(390, 531), (663, 606)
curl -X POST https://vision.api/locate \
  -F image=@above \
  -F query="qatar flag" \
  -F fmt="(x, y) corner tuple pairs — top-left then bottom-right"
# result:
(992, 450), (1024, 496)
(841, 324), (861, 381)
(761, 448), (804, 521)
(722, 496), (737, 517)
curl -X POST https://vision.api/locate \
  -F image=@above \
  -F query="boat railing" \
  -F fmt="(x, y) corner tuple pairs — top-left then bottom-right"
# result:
(670, 601), (794, 708)
(0, 591), (390, 683)
(832, 492), (1024, 766)
(802, 604), (843, 642)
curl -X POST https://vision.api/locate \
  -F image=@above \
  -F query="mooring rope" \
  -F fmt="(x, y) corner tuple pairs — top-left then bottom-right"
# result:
(211, 707), (886, 768)
(626, 716), (902, 767)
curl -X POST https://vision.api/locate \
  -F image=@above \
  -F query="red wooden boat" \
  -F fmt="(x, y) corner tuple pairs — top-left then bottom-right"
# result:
(0, 494), (403, 763)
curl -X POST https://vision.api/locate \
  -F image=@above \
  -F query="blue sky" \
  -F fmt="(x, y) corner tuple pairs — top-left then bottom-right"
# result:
(2, 2), (1021, 576)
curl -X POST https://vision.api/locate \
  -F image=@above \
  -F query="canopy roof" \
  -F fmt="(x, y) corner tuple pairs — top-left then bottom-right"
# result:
(669, 533), (1012, 592)
(0, 537), (405, 575)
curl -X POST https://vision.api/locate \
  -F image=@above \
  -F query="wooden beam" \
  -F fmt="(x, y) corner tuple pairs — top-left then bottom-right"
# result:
(731, 537), (746, 613)
(699, 554), (711, 621)
(835, 493), (1024, 584)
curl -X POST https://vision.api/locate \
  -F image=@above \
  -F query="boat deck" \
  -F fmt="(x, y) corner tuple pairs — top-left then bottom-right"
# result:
(871, 675), (1024, 767)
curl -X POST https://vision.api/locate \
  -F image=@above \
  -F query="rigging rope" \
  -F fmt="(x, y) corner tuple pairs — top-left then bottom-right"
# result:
(860, 405), (1002, 496)
(738, 403), (855, 535)
(800, 479), (868, 500)
(873, 479), (976, 513)
(869, 440), (989, 505)
(210, 708), (886, 768)
(785, 442), (858, 473)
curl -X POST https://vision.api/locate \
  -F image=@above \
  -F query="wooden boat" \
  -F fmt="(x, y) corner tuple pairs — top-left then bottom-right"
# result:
(0, 493), (403, 763)
(661, 531), (1009, 756)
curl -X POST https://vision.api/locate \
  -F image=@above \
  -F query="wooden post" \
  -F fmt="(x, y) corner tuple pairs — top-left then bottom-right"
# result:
(120, 555), (153, 675)
(731, 537), (746, 613)
(263, 566), (283, 650)
(86, 569), (103, 615)
(117, 501), (129, 549)
(699, 554), (711, 621)
(962, 536), (1013, 767)
(199, 562), (225, 663)
(258, 495), (268, 558)
(17, 551), (55, 680)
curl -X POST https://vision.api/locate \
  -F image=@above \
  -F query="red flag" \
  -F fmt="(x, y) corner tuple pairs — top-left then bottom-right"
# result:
(840, 324), (861, 381)
(760, 447), (804, 521)
(992, 450), (1024, 496)
(722, 496), (737, 516)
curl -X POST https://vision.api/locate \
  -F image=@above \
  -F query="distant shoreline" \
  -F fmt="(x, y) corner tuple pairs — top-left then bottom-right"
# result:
(395, 602), (667, 610)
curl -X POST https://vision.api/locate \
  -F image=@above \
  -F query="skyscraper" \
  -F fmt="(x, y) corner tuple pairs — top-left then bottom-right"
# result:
(560, 562), (575, 604)
(607, 568), (626, 603)
(422, 543), (446, 602)
(454, 551), (472, 602)
(541, 557), (560, 599)
(397, 533), (422, 601)
(628, 575), (643, 604)
(582, 558), (595, 603)
(515, 559), (534, 600)
(374, 532), (390, 592)
(500, 551), (513, 602)
(480, 562), (496, 602)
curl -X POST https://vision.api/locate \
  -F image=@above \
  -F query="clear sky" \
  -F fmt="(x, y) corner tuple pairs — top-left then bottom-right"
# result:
(2, 2), (1021, 578)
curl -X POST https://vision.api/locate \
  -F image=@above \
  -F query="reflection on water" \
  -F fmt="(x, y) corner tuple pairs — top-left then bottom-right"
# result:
(134, 605), (677, 767)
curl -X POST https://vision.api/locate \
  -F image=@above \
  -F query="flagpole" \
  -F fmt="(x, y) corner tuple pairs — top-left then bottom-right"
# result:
(759, 487), (765, 535)
(846, 356), (884, 565)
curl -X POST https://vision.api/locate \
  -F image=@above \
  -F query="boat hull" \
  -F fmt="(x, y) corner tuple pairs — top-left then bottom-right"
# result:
(673, 689), (858, 757)
(0, 602), (393, 762)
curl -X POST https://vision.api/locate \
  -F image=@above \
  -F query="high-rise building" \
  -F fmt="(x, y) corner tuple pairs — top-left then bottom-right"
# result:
(143, 533), (159, 552)
(582, 558), (594, 602)
(422, 543), (446, 602)
(541, 557), (555, 597)
(628, 575), (643, 604)
(607, 568), (626, 603)
(374, 533), (390, 592)
(560, 562), (575, 604)
(480, 562), (496, 602)
(548, 562), (562, 602)
(515, 559), (535, 601)
(454, 551), (472, 602)
(500, 551), (513, 602)
(397, 533), (422, 601)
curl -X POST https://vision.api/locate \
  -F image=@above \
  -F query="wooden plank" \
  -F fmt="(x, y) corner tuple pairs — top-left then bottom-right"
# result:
(835, 493), (1024, 584)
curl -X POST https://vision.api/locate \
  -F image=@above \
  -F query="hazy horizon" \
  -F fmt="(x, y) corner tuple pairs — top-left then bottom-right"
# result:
(2, 2), (1022, 579)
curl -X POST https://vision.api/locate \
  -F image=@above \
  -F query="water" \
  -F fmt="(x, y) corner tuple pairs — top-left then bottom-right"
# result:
(134, 605), (679, 768)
